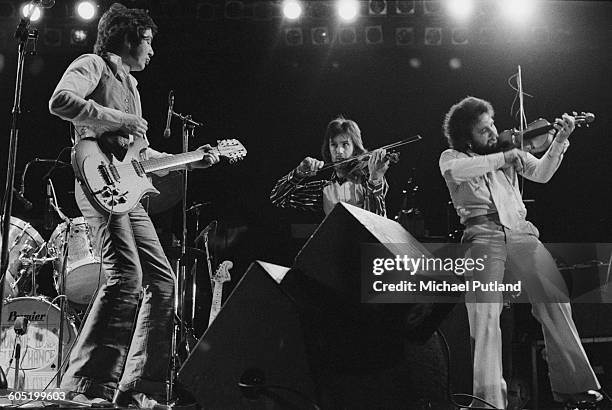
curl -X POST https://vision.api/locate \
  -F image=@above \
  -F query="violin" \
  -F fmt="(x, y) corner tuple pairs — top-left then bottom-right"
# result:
(317, 135), (422, 173)
(498, 112), (595, 154)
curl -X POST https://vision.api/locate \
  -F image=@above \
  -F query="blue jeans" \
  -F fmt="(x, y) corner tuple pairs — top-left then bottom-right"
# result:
(462, 217), (600, 408)
(60, 182), (175, 400)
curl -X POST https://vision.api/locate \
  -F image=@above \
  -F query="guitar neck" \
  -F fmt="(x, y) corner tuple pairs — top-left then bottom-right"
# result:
(140, 150), (206, 174)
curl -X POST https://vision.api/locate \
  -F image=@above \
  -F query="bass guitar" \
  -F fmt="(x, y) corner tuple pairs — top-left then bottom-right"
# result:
(72, 137), (246, 214)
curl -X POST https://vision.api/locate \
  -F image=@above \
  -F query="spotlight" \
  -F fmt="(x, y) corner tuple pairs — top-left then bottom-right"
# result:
(409, 57), (421, 69)
(338, 27), (357, 44)
(424, 27), (443, 46)
(196, 2), (215, 20)
(21, 3), (42, 22)
(365, 25), (383, 44)
(42, 27), (62, 47)
(446, 0), (473, 21)
(282, 0), (302, 20)
(311, 26), (330, 45)
(423, 0), (441, 15)
(284, 27), (303, 46)
(70, 28), (88, 45)
(395, 27), (414, 46)
(449, 57), (462, 70)
(500, 0), (535, 23)
(451, 28), (469, 45)
(224, 0), (244, 19)
(368, 0), (387, 16)
(337, 0), (359, 22)
(76, 1), (96, 20)
(395, 0), (415, 15)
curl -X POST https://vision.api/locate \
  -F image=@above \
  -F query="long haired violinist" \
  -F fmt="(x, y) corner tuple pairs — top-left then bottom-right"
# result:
(270, 115), (391, 216)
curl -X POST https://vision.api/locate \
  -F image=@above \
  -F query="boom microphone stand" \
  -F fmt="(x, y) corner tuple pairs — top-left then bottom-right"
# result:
(0, 5), (40, 390)
(167, 105), (203, 403)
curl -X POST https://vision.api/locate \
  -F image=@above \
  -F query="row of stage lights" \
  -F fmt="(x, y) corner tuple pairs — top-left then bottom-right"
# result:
(273, 0), (536, 23)
(18, 1), (97, 22)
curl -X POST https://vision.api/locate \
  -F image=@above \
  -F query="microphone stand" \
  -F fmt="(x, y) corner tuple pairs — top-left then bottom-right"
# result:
(0, 8), (39, 391)
(168, 109), (203, 403)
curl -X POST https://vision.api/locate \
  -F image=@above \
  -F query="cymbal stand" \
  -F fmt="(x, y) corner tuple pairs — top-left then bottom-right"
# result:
(168, 109), (203, 403)
(47, 179), (71, 387)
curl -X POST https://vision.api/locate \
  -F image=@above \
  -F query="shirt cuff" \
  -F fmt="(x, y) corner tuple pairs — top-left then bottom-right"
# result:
(549, 138), (570, 156)
(367, 178), (384, 194)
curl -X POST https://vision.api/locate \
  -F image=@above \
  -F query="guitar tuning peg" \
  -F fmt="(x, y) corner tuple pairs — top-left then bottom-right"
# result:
(572, 111), (577, 116)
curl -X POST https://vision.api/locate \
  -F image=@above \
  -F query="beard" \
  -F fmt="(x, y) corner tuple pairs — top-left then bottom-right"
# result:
(470, 139), (514, 155)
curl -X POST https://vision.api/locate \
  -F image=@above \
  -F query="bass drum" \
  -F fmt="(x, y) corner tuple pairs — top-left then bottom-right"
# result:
(0, 297), (77, 390)
(0, 217), (46, 298)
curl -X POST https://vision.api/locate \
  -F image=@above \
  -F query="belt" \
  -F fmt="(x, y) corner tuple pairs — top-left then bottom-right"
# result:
(464, 213), (501, 226)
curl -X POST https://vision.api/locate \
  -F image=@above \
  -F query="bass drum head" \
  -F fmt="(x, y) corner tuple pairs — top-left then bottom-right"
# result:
(0, 297), (77, 390)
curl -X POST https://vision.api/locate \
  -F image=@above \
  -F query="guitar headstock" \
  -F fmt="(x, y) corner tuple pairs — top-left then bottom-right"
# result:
(573, 111), (595, 128)
(217, 139), (247, 164)
(212, 260), (233, 283)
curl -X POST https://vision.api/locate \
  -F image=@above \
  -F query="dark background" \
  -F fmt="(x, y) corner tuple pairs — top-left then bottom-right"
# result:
(1, 0), (611, 270)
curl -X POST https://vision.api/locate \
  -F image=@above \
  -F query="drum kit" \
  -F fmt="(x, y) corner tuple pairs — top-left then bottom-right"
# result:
(0, 215), (102, 390)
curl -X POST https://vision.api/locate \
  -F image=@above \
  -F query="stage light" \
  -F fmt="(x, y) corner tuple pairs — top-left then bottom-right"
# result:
(311, 26), (330, 45)
(395, 0), (415, 15)
(409, 57), (421, 69)
(282, 0), (302, 20)
(451, 27), (469, 45)
(368, 0), (387, 16)
(365, 25), (383, 44)
(449, 57), (462, 70)
(446, 0), (473, 20)
(424, 27), (443, 46)
(76, 1), (96, 20)
(284, 27), (303, 46)
(337, 0), (359, 22)
(224, 0), (244, 19)
(70, 28), (88, 45)
(395, 27), (414, 46)
(338, 27), (357, 44)
(500, 0), (536, 23)
(21, 4), (42, 22)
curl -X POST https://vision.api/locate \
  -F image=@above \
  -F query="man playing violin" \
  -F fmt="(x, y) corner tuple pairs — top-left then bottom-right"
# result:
(439, 96), (601, 408)
(271, 116), (390, 216)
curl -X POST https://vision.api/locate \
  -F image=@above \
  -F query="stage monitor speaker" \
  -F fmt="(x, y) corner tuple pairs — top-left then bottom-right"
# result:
(178, 261), (315, 410)
(285, 203), (460, 342)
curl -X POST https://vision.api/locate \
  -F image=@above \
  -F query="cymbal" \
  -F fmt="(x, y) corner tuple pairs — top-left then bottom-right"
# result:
(163, 246), (206, 260)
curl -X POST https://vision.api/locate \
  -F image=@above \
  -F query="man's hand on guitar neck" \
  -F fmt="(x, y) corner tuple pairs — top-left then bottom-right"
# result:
(189, 144), (220, 169)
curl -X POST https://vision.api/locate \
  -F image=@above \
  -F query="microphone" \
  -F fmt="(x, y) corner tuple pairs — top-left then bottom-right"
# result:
(12, 188), (32, 210)
(163, 90), (174, 138)
(33, 0), (55, 8)
(43, 180), (54, 231)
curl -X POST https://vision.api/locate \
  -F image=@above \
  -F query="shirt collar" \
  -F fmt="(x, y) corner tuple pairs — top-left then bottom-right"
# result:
(103, 52), (138, 86)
